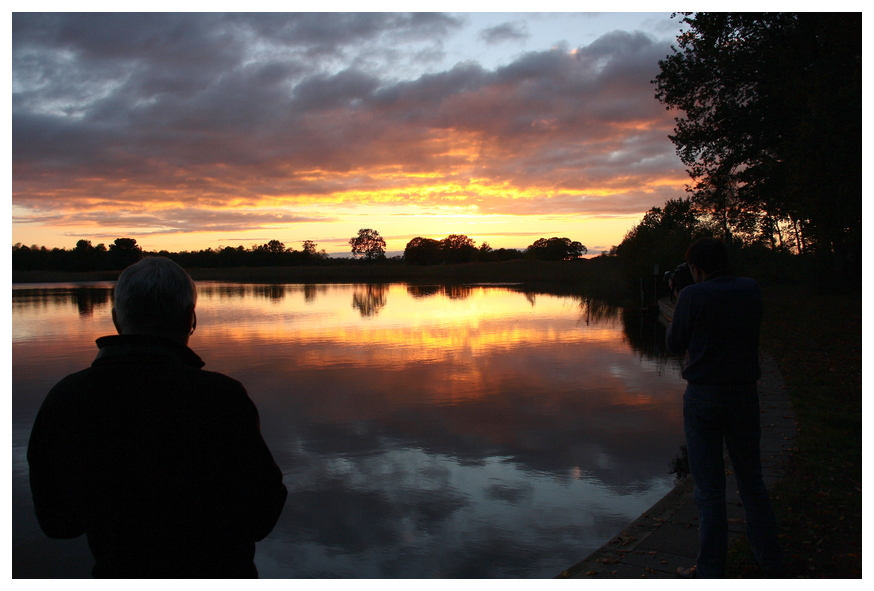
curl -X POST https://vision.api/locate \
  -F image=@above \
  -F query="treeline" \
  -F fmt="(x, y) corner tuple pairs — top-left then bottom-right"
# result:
(11, 238), (331, 272)
(12, 234), (588, 273)
(610, 197), (819, 291)
(403, 235), (586, 265)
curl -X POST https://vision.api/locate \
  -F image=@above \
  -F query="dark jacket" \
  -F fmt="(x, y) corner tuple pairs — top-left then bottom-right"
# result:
(665, 274), (762, 385)
(27, 334), (288, 578)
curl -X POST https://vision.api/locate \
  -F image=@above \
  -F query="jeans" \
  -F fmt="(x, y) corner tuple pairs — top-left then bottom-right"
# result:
(683, 382), (783, 578)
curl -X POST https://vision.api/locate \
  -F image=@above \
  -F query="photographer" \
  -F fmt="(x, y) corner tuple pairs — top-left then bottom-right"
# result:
(665, 238), (782, 578)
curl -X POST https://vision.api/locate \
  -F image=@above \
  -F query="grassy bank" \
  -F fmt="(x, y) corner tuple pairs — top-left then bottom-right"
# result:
(726, 284), (862, 578)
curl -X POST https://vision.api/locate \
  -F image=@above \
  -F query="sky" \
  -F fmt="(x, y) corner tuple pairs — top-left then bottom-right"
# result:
(11, 7), (694, 257)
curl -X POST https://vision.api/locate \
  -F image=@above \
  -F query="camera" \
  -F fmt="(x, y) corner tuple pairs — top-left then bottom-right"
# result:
(663, 262), (693, 300)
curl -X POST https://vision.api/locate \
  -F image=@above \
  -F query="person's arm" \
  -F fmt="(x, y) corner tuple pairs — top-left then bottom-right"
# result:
(665, 287), (694, 355)
(27, 379), (88, 539)
(221, 385), (288, 542)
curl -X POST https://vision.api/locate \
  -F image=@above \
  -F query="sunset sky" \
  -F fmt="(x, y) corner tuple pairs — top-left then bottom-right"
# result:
(11, 8), (692, 256)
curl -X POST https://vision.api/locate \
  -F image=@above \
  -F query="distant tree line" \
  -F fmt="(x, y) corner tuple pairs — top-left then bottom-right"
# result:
(12, 232), (587, 272)
(403, 234), (586, 265)
(12, 238), (330, 272)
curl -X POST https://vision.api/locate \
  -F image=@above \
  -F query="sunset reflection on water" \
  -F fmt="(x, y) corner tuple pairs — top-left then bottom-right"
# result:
(12, 282), (685, 578)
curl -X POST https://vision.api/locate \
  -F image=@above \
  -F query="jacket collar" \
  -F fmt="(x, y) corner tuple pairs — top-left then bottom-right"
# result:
(93, 334), (205, 369)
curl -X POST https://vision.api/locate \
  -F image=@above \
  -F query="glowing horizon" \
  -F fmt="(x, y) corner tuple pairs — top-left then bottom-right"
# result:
(12, 12), (691, 256)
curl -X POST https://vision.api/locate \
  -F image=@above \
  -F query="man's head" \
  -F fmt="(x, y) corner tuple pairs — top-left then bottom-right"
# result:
(685, 237), (730, 282)
(112, 257), (197, 343)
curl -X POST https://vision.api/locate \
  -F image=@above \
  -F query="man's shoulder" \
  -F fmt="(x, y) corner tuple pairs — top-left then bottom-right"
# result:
(697, 275), (760, 291)
(47, 366), (100, 395)
(191, 367), (248, 394)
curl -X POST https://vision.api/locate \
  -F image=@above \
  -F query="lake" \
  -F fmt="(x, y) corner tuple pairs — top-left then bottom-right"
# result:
(12, 282), (685, 578)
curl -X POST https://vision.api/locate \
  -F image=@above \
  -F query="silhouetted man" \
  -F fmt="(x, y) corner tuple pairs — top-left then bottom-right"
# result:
(28, 256), (287, 578)
(666, 238), (782, 578)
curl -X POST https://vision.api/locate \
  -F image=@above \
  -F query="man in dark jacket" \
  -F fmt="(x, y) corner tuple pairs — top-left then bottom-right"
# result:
(27, 256), (287, 578)
(666, 238), (781, 578)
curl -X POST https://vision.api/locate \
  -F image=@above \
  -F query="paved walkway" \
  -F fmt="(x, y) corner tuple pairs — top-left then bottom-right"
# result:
(557, 355), (797, 579)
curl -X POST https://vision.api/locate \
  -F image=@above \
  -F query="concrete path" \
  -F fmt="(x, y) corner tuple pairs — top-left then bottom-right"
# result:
(557, 355), (796, 579)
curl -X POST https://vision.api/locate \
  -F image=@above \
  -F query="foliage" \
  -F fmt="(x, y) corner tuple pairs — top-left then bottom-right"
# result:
(107, 237), (143, 269)
(440, 234), (478, 264)
(12, 237), (331, 272)
(525, 237), (587, 261)
(653, 12), (860, 277)
(403, 234), (527, 265)
(403, 237), (443, 265)
(613, 198), (707, 286)
(349, 228), (386, 261)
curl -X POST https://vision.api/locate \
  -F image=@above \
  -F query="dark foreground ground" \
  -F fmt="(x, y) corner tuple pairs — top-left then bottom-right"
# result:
(741, 285), (862, 578)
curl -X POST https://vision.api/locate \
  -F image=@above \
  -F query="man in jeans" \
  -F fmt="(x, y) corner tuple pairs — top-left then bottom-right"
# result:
(666, 238), (782, 578)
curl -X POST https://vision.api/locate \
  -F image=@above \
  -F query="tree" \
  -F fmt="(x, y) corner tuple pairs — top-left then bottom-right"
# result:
(71, 239), (99, 271)
(614, 198), (707, 284)
(404, 237), (442, 265)
(526, 237), (587, 261)
(653, 12), (860, 275)
(108, 237), (142, 269)
(349, 228), (386, 261)
(440, 234), (477, 264)
(300, 240), (327, 263)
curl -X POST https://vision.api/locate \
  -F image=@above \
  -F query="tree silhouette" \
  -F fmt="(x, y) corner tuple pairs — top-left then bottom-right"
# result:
(526, 237), (587, 261)
(349, 228), (386, 261)
(440, 234), (477, 263)
(404, 237), (442, 265)
(614, 198), (707, 285)
(108, 238), (142, 269)
(653, 12), (860, 274)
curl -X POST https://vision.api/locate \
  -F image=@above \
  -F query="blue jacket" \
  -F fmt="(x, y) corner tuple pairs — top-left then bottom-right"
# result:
(27, 334), (288, 578)
(665, 274), (762, 385)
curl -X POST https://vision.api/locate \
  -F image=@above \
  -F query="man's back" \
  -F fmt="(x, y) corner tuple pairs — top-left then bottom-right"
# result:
(666, 274), (762, 384)
(28, 334), (287, 578)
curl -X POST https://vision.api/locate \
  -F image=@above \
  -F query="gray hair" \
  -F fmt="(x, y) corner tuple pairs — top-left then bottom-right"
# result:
(113, 256), (197, 336)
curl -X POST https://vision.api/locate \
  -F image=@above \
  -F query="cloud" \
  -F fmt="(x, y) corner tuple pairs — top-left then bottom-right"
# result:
(12, 13), (685, 234)
(13, 206), (336, 236)
(478, 21), (530, 45)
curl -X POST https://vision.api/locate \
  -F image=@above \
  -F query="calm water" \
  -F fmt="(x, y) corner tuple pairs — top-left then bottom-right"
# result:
(12, 282), (685, 578)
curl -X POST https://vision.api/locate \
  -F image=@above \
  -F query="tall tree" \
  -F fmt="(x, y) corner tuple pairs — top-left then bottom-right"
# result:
(349, 228), (386, 261)
(653, 12), (860, 272)
(108, 237), (142, 269)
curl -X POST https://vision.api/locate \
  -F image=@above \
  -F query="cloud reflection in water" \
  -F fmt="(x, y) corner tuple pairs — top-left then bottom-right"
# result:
(12, 283), (685, 578)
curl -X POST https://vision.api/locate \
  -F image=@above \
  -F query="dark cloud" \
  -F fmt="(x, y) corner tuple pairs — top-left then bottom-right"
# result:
(478, 21), (530, 45)
(12, 13), (684, 229)
(13, 206), (335, 236)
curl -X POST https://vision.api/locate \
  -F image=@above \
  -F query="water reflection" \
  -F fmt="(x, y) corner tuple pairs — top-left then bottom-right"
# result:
(352, 284), (388, 317)
(12, 282), (686, 578)
(12, 285), (113, 318)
